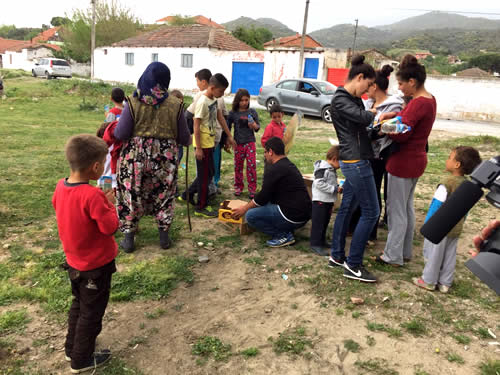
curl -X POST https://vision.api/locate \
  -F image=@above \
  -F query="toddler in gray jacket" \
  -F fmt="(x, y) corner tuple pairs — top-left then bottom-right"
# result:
(310, 146), (341, 256)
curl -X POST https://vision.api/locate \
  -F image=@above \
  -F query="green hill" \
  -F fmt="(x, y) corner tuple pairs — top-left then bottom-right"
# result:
(222, 17), (296, 38)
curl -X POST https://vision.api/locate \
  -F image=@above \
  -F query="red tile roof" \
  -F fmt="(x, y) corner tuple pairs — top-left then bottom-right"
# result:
(31, 27), (61, 43)
(155, 15), (224, 29)
(0, 37), (61, 53)
(112, 25), (254, 51)
(264, 33), (322, 48)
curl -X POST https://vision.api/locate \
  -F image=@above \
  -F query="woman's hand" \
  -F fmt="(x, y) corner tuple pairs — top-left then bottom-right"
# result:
(378, 112), (397, 122)
(195, 148), (203, 160)
(470, 219), (500, 256)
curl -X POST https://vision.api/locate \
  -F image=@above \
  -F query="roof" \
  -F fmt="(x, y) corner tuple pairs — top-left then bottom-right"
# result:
(155, 15), (224, 29)
(456, 68), (491, 78)
(31, 27), (61, 43)
(264, 33), (323, 49)
(112, 25), (255, 51)
(0, 37), (61, 53)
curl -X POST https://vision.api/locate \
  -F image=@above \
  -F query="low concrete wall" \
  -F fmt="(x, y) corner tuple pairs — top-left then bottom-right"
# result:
(424, 75), (500, 123)
(70, 61), (90, 77)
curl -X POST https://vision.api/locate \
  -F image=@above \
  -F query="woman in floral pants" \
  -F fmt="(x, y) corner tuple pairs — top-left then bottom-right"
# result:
(114, 62), (191, 252)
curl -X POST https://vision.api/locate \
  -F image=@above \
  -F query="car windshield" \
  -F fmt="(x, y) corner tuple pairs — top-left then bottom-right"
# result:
(52, 60), (69, 66)
(315, 82), (336, 94)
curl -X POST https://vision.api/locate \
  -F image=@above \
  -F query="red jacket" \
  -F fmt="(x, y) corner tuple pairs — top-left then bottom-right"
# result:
(386, 96), (436, 178)
(102, 121), (123, 174)
(52, 179), (118, 271)
(261, 121), (286, 148)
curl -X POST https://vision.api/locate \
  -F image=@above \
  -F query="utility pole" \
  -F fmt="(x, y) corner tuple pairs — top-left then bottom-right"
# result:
(298, 0), (310, 78)
(351, 18), (359, 61)
(90, 0), (96, 81)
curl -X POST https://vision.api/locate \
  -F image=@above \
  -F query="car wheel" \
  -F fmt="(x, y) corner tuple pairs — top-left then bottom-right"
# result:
(45, 71), (51, 80)
(321, 106), (332, 123)
(32, 69), (37, 77)
(266, 97), (279, 111)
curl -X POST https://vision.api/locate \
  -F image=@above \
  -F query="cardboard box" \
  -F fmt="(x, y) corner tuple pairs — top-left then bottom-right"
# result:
(303, 174), (314, 199)
(218, 200), (253, 235)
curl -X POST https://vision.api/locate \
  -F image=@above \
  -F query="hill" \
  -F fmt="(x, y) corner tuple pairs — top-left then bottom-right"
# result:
(309, 24), (394, 49)
(222, 17), (296, 38)
(377, 11), (500, 32)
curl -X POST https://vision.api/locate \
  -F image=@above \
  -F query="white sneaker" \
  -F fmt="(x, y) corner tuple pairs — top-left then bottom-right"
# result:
(438, 284), (450, 293)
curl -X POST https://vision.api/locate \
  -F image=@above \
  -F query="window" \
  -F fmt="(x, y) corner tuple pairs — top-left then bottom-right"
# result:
(298, 81), (314, 93)
(277, 80), (297, 91)
(181, 54), (193, 68)
(152, 53), (158, 62)
(52, 60), (69, 66)
(125, 53), (134, 66)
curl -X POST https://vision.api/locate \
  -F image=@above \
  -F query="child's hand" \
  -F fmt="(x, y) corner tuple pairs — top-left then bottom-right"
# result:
(223, 143), (232, 153)
(338, 187), (343, 194)
(195, 148), (204, 160)
(378, 112), (396, 122)
(105, 190), (116, 204)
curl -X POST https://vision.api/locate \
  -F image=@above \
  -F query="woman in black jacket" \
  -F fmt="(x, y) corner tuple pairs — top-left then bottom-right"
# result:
(329, 55), (379, 283)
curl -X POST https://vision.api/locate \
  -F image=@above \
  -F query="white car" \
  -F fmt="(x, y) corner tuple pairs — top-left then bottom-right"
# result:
(32, 58), (72, 79)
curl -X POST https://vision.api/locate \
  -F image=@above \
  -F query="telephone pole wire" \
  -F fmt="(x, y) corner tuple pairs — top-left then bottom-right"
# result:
(298, 0), (310, 78)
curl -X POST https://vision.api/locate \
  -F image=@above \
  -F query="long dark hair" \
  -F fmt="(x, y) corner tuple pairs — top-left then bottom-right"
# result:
(347, 55), (376, 81)
(396, 54), (427, 87)
(232, 88), (250, 112)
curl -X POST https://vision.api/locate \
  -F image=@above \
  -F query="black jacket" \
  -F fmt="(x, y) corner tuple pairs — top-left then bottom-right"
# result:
(331, 87), (375, 160)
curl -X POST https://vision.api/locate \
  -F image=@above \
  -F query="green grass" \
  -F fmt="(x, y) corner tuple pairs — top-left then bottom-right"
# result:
(0, 309), (31, 334)
(240, 347), (260, 358)
(354, 358), (399, 375)
(479, 359), (500, 375)
(446, 352), (465, 364)
(145, 308), (166, 320)
(343, 339), (360, 353)
(401, 319), (427, 337)
(452, 334), (471, 345)
(366, 321), (402, 338)
(192, 336), (232, 362)
(270, 326), (314, 357)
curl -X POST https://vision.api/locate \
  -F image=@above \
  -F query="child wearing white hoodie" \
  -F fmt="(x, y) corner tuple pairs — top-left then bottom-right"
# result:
(310, 146), (341, 256)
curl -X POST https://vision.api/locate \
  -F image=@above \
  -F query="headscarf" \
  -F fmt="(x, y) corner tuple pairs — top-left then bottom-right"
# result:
(133, 62), (170, 107)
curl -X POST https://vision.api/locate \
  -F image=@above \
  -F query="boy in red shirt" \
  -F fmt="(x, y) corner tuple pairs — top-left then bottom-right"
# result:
(261, 103), (286, 148)
(52, 134), (118, 373)
(105, 87), (125, 122)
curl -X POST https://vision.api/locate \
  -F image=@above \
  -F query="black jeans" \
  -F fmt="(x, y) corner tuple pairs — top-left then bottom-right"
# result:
(186, 148), (214, 209)
(310, 201), (333, 247)
(65, 260), (115, 368)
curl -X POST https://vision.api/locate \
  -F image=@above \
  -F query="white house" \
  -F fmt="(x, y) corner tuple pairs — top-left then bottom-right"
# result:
(94, 24), (327, 96)
(1, 44), (61, 72)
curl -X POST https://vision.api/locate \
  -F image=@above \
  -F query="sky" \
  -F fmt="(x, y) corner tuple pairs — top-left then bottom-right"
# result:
(1, 0), (500, 31)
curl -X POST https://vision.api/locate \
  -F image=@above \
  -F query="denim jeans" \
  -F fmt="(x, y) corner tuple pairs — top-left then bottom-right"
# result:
(245, 203), (305, 239)
(331, 160), (380, 267)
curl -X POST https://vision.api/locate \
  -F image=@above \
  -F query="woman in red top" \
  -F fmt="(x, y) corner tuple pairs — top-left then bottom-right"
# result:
(377, 55), (436, 266)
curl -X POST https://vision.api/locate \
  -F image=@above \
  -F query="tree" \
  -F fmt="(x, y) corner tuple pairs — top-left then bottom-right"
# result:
(0, 25), (42, 40)
(60, 0), (140, 62)
(468, 53), (500, 73)
(167, 15), (196, 26)
(232, 26), (273, 50)
(50, 16), (71, 27)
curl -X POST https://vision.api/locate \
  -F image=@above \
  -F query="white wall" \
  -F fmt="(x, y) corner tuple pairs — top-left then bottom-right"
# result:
(94, 46), (325, 93)
(1, 47), (55, 72)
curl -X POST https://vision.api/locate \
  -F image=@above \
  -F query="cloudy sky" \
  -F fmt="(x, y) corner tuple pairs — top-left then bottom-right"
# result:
(2, 0), (500, 31)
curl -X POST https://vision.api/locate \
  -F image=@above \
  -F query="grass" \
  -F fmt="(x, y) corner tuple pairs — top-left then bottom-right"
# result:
(366, 321), (403, 338)
(401, 319), (427, 337)
(192, 336), (232, 362)
(0, 309), (31, 334)
(446, 352), (465, 364)
(479, 359), (500, 375)
(145, 308), (166, 320)
(240, 347), (260, 358)
(270, 326), (314, 357)
(354, 358), (399, 375)
(343, 339), (360, 353)
(452, 334), (471, 345)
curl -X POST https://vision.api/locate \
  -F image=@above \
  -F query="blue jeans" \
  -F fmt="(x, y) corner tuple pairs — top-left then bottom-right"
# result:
(213, 142), (222, 187)
(331, 160), (380, 267)
(246, 203), (306, 239)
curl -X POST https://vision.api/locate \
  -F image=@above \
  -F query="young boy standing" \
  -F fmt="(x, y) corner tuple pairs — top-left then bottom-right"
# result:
(183, 73), (235, 217)
(311, 146), (341, 256)
(105, 87), (125, 122)
(52, 134), (118, 373)
(413, 146), (481, 293)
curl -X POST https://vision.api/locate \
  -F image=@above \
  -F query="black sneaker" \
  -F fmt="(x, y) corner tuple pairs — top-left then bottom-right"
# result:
(328, 256), (346, 268)
(71, 349), (111, 373)
(343, 264), (377, 283)
(194, 206), (218, 218)
(310, 246), (329, 256)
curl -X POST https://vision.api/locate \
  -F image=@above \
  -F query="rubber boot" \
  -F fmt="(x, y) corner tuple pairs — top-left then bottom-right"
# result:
(120, 232), (135, 253)
(159, 229), (172, 249)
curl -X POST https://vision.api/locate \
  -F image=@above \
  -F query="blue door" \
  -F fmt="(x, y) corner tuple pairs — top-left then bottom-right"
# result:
(304, 58), (319, 79)
(231, 62), (264, 96)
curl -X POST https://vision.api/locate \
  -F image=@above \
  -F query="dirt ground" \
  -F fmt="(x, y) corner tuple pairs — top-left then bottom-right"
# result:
(2, 127), (499, 375)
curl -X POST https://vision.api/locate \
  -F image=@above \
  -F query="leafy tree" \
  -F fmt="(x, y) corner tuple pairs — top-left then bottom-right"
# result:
(0, 25), (42, 40)
(60, 1), (140, 62)
(232, 26), (273, 50)
(468, 53), (500, 73)
(167, 15), (196, 26)
(50, 16), (71, 27)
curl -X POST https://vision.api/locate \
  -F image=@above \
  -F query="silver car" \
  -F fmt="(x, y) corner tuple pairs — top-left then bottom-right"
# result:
(258, 78), (336, 122)
(32, 58), (72, 79)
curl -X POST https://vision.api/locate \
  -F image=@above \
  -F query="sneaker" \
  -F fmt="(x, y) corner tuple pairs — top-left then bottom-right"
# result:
(310, 246), (329, 256)
(267, 233), (295, 248)
(178, 194), (196, 206)
(438, 284), (450, 293)
(194, 206), (218, 218)
(328, 256), (346, 268)
(65, 354), (71, 362)
(374, 255), (400, 267)
(343, 264), (377, 283)
(412, 277), (435, 291)
(70, 349), (111, 374)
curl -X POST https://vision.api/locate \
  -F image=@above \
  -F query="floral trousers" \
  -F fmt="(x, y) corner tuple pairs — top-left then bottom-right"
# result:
(234, 141), (257, 194)
(116, 137), (178, 233)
